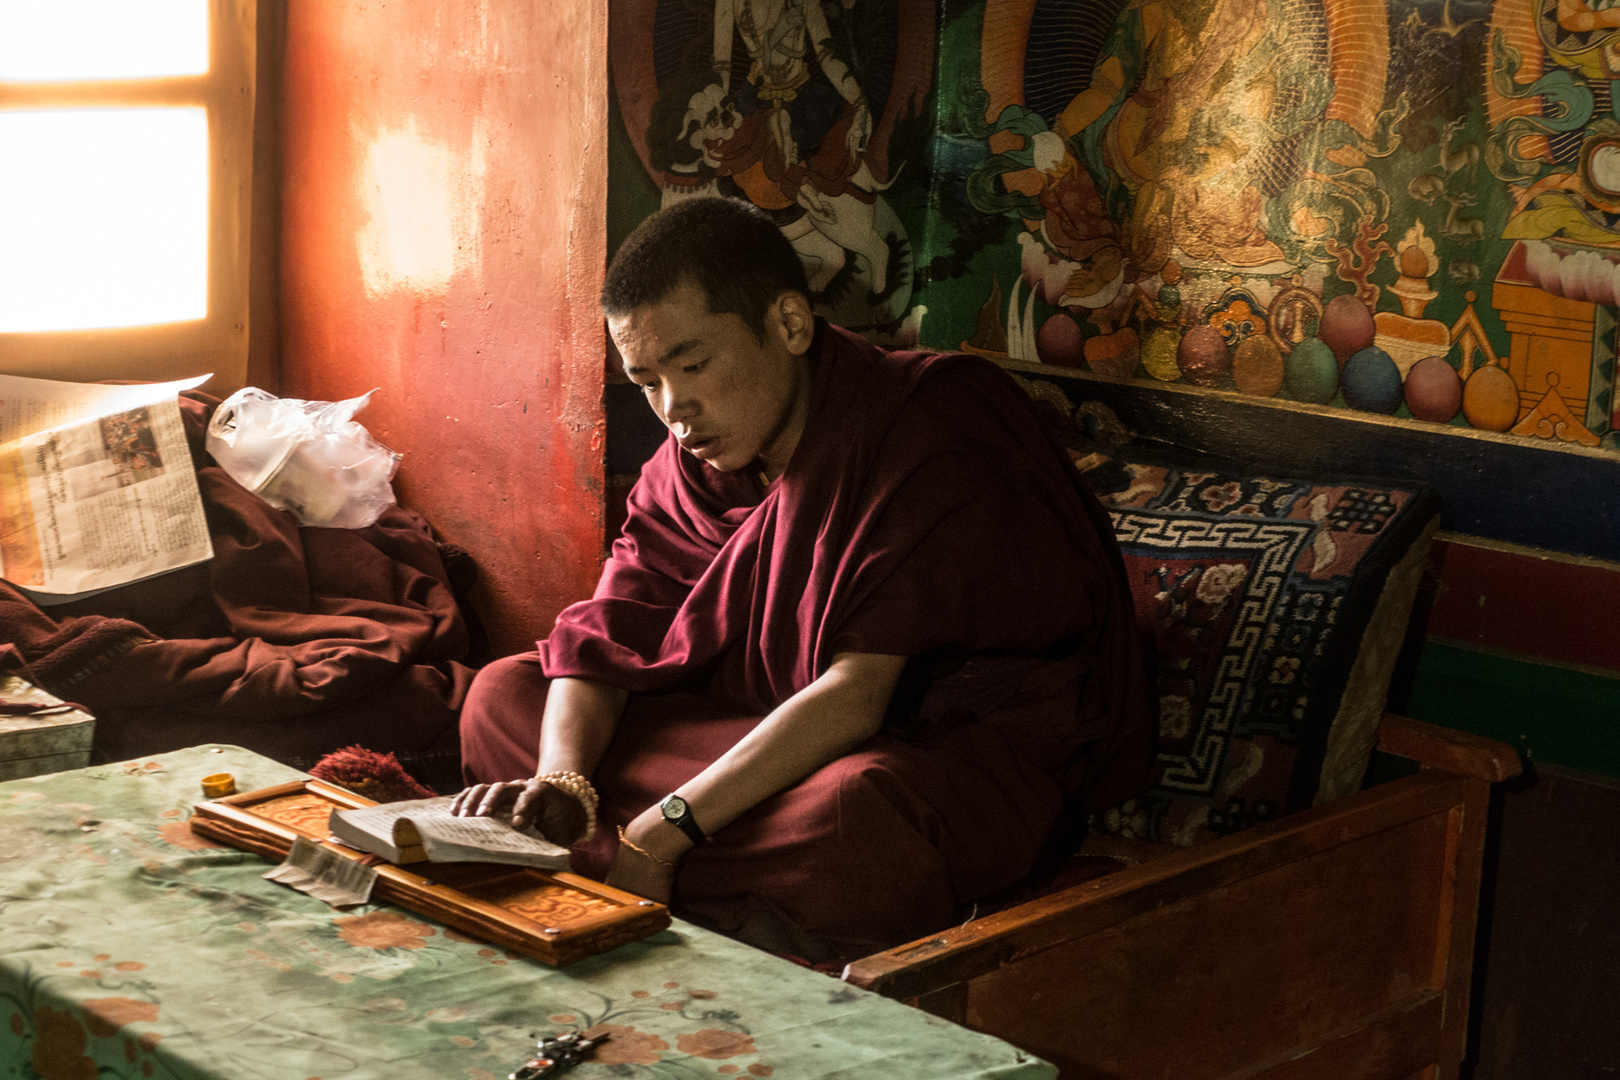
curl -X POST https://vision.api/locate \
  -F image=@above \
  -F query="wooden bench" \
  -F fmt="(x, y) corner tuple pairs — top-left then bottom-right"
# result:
(844, 713), (1520, 1080)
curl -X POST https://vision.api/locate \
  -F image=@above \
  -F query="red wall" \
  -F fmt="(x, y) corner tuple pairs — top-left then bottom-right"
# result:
(277, 1), (608, 656)
(1425, 537), (1620, 676)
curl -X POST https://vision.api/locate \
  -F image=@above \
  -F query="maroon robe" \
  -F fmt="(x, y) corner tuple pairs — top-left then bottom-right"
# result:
(461, 322), (1154, 958)
(2, 394), (472, 772)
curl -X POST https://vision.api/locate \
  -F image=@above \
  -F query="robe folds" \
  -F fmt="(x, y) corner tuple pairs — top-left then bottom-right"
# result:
(2, 395), (473, 773)
(461, 321), (1155, 959)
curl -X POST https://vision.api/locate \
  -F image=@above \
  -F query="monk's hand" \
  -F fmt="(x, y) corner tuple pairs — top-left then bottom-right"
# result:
(448, 779), (589, 846)
(603, 808), (692, 904)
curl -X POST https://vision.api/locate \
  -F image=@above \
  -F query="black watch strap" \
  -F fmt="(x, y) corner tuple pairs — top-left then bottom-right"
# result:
(659, 793), (706, 845)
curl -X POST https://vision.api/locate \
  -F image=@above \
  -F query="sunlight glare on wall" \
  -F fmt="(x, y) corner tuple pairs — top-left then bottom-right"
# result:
(0, 0), (208, 81)
(357, 120), (486, 299)
(0, 109), (209, 332)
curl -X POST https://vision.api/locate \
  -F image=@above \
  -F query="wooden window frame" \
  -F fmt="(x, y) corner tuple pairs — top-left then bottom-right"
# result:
(0, 0), (257, 389)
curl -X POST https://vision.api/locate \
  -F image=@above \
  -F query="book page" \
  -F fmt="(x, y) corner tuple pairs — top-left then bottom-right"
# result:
(332, 796), (569, 863)
(413, 812), (570, 859)
(264, 836), (377, 908)
(333, 797), (443, 842)
(0, 396), (214, 596)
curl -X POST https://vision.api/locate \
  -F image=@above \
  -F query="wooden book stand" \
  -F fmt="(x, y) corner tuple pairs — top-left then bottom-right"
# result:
(192, 778), (670, 966)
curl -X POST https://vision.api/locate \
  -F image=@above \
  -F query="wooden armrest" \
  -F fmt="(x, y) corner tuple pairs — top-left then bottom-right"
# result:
(1376, 712), (1522, 783)
(844, 768), (1482, 1000)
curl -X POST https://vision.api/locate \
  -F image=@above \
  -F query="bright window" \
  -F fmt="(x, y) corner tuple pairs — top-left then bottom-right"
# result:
(0, 0), (256, 387)
(0, 1), (209, 82)
(0, 108), (210, 332)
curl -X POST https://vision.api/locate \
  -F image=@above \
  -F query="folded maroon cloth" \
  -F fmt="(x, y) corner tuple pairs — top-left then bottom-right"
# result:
(0, 394), (474, 767)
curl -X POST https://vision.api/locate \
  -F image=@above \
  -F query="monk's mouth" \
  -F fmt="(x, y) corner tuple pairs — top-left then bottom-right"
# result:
(681, 436), (718, 455)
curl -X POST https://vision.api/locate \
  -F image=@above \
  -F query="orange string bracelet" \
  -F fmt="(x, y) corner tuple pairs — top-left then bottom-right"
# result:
(616, 826), (677, 868)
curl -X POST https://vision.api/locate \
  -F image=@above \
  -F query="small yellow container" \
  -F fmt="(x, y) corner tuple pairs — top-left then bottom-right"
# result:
(200, 772), (237, 798)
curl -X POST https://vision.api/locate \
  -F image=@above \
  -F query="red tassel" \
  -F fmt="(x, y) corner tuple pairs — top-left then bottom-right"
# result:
(310, 745), (436, 803)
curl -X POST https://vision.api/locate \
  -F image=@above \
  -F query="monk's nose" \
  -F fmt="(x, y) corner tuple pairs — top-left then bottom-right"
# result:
(657, 385), (699, 428)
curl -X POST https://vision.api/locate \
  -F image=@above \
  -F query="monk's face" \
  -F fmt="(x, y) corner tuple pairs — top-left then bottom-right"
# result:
(610, 279), (814, 478)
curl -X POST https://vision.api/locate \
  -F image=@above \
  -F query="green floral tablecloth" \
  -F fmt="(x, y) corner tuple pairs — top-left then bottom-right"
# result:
(0, 746), (1053, 1080)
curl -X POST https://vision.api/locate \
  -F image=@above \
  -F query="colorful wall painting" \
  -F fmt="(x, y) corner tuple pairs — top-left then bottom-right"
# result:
(915, 0), (1620, 453)
(606, 0), (1620, 554)
(608, 0), (938, 335)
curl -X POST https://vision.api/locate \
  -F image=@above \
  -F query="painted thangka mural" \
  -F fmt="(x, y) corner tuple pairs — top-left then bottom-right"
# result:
(925, 0), (1620, 451)
(609, 0), (938, 334)
(609, 0), (1620, 454)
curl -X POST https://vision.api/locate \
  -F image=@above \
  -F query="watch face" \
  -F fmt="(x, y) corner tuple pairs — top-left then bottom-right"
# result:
(662, 795), (688, 820)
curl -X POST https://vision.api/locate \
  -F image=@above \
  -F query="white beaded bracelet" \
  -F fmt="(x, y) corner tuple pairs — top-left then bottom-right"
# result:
(536, 770), (598, 842)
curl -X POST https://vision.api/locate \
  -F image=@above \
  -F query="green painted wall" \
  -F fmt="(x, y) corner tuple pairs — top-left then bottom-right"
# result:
(1408, 644), (1620, 779)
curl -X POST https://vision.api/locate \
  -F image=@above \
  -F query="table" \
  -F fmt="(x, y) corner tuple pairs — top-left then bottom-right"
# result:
(0, 746), (1054, 1080)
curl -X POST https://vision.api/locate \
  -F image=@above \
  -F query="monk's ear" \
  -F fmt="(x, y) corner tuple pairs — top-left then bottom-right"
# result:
(769, 290), (815, 356)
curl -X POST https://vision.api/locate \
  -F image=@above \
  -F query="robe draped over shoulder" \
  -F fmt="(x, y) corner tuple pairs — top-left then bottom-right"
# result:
(463, 322), (1154, 957)
(537, 323), (1153, 810)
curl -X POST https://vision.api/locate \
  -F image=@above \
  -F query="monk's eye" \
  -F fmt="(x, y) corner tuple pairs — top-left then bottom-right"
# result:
(636, 381), (657, 394)
(683, 359), (708, 375)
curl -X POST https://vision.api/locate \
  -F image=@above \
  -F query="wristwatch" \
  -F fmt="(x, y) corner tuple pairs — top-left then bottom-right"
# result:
(659, 793), (706, 845)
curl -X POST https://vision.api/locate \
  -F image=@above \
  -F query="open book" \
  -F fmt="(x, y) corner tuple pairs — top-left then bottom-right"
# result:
(0, 372), (213, 603)
(328, 796), (571, 870)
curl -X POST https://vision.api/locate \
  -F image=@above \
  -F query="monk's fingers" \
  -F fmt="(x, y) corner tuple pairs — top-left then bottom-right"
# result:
(474, 782), (524, 818)
(455, 780), (580, 837)
(452, 785), (499, 816)
(449, 785), (490, 816)
(508, 779), (553, 832)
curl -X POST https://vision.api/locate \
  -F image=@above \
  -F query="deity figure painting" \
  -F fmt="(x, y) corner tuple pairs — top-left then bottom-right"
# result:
(611, 0), (935, 332)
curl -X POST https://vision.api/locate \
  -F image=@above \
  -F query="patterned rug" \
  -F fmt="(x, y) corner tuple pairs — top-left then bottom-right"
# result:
(1074, 447), (1440, 846)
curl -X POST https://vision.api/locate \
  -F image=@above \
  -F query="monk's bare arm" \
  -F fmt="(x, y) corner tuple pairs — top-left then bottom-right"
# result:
(608, 652), (905, 894)
(536, 676), (630, 777)
(450, 676), (628, 838)
(679, 652), (906, 832)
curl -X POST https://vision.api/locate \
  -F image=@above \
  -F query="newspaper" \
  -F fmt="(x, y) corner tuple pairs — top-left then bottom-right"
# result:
(0, 372), (214, 603)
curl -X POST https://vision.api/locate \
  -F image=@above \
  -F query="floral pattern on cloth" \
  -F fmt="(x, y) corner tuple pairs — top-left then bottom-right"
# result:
(1073, 449), (1440, 847)
(0, 746), (1054, 1080)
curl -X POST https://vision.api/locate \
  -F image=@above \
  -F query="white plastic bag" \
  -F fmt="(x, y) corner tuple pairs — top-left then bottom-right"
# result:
(205, 387), (401, 529)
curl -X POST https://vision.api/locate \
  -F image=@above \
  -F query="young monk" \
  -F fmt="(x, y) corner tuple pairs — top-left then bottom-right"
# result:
(452, 196), (1155, 961)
